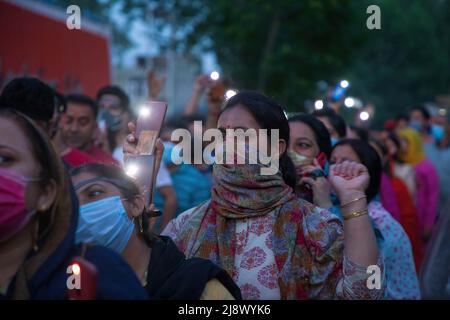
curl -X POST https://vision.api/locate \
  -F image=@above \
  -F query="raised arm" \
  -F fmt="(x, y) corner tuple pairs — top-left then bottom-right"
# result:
(329, 160), (379, 266)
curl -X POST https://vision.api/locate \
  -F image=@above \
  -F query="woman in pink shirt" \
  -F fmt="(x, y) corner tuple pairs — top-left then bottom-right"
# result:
(398, 128), (439, 243)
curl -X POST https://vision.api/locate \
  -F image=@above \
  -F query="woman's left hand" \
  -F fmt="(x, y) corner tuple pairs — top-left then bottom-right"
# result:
(329, 160), (369, 201)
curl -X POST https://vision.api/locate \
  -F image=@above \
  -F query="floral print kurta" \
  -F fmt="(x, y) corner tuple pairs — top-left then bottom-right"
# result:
(163, 201), (385, 300)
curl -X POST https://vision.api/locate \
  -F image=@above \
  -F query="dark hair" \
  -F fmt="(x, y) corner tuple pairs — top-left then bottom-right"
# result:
(395, 113), (409, 122)
(96, 85), (130, 112)
(69, 163), (156, 247)
(0, 77), (59, 123)
(220, 90), (297, 188)
(388, 132), (401, 150)
(386, 132), (403, 163)
(349, 125), (369, 142)
(311, 108), (347, 138)
(288, 113), (332, 159)
(410, 105), (431, 120)
(369, 138), (393, 178)
(332, 139), (381, 203)
(65, 94), (98, 117)
(369, 138), (387, 159)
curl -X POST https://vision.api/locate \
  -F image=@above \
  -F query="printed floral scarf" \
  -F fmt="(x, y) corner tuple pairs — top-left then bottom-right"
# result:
(174, 162), (344, 299)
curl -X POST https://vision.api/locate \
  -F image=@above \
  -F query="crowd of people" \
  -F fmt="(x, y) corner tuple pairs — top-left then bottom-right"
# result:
(0, 74), (448, 300)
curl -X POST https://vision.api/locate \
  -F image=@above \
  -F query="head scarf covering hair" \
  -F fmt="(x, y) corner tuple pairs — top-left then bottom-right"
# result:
(398, 128), (425, 165)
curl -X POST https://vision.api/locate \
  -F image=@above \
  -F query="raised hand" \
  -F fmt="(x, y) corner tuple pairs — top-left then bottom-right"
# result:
(194, 75), (210, 94)
(329, 160), (369, 201)
(123, 121), (164, 176)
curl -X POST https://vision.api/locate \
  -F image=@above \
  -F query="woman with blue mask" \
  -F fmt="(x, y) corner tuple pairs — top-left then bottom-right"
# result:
(70, 163), (241, 300)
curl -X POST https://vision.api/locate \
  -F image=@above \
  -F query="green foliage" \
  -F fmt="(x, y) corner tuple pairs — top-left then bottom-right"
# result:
(157, 0), (365, 111)
(348, 0), (450, 127)
(50, 0), (450, 125)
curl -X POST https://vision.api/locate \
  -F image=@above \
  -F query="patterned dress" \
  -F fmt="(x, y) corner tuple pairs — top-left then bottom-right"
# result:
(163, 201), (385, 300)
(368, 201), (421, 299)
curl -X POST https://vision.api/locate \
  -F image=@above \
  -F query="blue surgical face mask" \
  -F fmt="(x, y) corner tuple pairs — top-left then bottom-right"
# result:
(409, 120), (423, 132)
(330, 137), (338, 147)
(76, 196), (135, 253)
(431, 124), (445, 142)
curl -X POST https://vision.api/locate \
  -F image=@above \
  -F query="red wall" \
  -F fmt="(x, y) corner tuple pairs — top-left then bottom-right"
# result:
(0, 1), (110, 97)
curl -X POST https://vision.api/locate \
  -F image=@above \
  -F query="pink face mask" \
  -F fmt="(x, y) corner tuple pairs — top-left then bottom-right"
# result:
(0, 168), (40, 242)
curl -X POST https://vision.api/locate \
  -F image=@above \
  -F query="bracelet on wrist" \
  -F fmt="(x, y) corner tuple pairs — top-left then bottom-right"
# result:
(340, 195), (367, 208)
(343, 209), (369, 221)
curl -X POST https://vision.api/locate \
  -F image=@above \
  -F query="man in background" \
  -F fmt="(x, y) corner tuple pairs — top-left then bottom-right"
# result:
(0, 77), (95, 167)
(58, 94), (119, 165)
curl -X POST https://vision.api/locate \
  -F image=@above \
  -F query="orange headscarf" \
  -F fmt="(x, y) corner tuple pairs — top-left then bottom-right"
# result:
(398, 128), (426, 165)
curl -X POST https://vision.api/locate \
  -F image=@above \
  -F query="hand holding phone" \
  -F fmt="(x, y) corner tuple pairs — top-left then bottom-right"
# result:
(135, 101), (167, 155)
(125, 101), (167, 209)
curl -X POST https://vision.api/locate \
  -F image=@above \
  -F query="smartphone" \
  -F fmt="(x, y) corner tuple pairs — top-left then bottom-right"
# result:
(135, 101), (167, 156)
(125, 154), (157, 209)
(67, 256), (98, 300)
(130, 101), (167, 209)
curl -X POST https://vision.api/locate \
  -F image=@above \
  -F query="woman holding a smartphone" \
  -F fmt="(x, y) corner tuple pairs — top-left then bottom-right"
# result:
(70, 162), (241, 300)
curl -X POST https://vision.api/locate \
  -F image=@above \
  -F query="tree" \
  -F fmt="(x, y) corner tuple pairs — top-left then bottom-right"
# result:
(119, 0), (366, 111)
(52, 0), (450, 125)
(348, 0), (450, 127)
(137, 0), (450, 126)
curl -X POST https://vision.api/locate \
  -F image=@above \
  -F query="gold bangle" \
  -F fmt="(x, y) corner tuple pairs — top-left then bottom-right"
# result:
(340, 195), (367, 208)
(343, 209), (368, 221)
